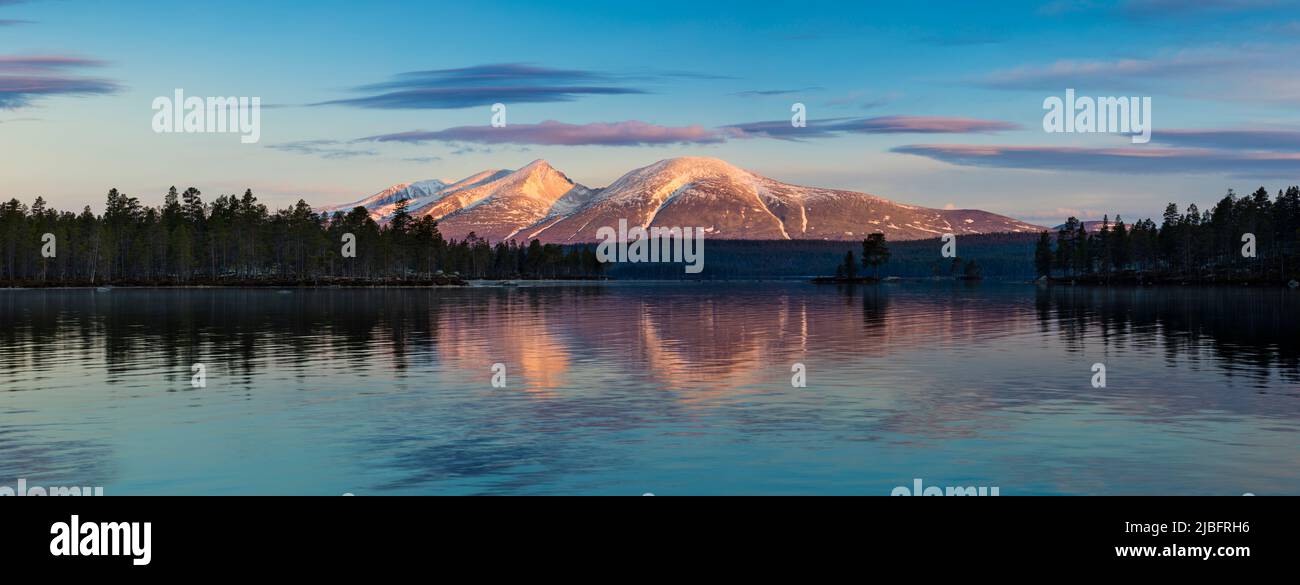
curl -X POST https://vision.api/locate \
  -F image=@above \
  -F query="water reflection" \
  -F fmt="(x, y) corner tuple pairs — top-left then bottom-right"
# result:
(0, 283), (1296, 495)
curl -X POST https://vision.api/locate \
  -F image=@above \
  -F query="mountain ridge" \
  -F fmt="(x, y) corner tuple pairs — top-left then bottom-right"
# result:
(327, 157), (1046, 243)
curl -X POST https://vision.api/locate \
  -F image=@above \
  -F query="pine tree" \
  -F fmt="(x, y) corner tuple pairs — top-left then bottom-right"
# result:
(1034, 232), (1054, 278)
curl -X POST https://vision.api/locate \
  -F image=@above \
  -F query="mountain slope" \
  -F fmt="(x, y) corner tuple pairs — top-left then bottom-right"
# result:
(430, 160), (593, 242)
(322, 179), (450, 221)
(527, 157), (1043, 243)
(329, 156), (1044, 243)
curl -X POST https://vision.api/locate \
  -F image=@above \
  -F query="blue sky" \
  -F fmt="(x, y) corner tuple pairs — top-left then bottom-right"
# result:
(3, 0), (1300, 225)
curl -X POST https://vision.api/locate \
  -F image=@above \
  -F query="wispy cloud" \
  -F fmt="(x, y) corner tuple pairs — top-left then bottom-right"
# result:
(974, 43), (1300, 107)
(732, 87), (821, 97)
(0, 54), (119, 109)
(315, 63), (646, 110)
(621, 68), (738, 81)
(359, 120), (727, 147)
(893, 143), (1300, 176)
(267, 140), (378, 159)
(354, 63), (609, 92)
(972, 52), (1237, 91)
(726, 115), (1020, 140)
(0, 55), (109, 73)
(0, 76), (119, 109)
(1152, 128), (1300, 150)
(0, 19), (33, 26)
(356, 115), (1019, 148)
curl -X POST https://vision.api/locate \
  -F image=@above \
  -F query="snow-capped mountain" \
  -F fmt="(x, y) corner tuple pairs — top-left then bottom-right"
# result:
(322, 179), (450, 221)
(431, 160), (596, 242)
(328, 156), (1044, 243)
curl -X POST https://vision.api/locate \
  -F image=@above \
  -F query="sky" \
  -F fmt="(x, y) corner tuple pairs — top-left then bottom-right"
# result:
(3, 0), (1300, 226)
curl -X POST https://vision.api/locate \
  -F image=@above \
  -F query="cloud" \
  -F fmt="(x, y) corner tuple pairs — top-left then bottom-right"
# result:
(973, 53), (1237, 91)
(840, 116), (1022, 133)
(0, 54), (119, 109)
(352, 114), (1020, 149)
(317, 86), (643, 110)
(621, 68), (738, 81)
(725, 115), (1020, 140)
(972, 42), (1300, 108)
(0, 76), (119, 109)
(360, 115), (1019, 148)
(892, 143), (1300, 176)
(0, 55), (109, 73)
(0, 19), (33, 26)
(359, 120), (728, 147)
(1152, 129), (1300, 151)
(316, 63), (646, 110)
(267, 140), (378, 159)
(733, 87), (821, 97)
(354, 63), (609, 92)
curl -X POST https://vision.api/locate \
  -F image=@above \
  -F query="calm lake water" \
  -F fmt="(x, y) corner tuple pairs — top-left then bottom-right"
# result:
(1, 282), (1297, 495)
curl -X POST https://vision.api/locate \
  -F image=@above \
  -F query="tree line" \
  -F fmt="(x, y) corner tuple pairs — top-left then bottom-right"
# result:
(0, 189), (604, 285)
(1034, 187), (1300, 283)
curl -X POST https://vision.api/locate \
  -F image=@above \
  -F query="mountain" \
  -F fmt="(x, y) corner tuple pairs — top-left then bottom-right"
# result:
(321, 179), (450, 221)
(328, 156), (1045, 243)
(430, 160), (596, 242)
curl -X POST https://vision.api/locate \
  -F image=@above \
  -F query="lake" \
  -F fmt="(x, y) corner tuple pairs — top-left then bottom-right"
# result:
(1, 282), (1297, 495)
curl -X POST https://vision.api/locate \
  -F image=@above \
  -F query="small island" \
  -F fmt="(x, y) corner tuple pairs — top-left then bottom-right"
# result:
(813, 233), (891, 284)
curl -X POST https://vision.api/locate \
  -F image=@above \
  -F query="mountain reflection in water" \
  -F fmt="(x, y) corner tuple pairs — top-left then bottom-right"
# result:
(0, 283), (1296, 495)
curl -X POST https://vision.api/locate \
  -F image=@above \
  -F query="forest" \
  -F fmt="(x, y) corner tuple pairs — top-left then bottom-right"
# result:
(3, 185), (1298, 286)
(1035, 186), (1300, 284)
(0, 188), (604, 285)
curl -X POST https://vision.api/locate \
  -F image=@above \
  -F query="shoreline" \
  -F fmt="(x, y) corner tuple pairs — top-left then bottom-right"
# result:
(0, 276), (470, 289)
(4, 276), (1299, 289)
(1042, 275), (1300, 288)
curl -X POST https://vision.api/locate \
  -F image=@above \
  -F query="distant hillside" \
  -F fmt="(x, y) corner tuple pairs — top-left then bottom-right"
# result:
(600, 233), (1042, 280)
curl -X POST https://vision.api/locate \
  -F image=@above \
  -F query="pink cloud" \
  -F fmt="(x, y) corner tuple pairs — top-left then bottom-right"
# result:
(361, 120), (728, 146)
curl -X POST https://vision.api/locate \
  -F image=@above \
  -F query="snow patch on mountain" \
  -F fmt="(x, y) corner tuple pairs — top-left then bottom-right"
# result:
(328, 156), (1046, 243)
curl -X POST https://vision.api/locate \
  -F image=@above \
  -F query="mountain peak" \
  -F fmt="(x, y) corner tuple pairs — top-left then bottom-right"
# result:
(651, 156), (746, 174)
(519, 159), (554, 172)
(501, 159), (567, 182)
(330, 156), (1045, 243)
